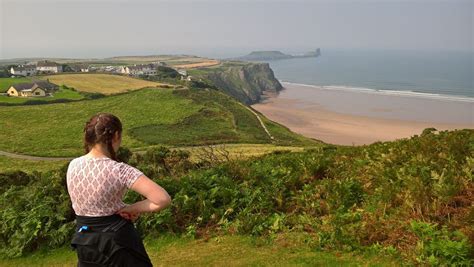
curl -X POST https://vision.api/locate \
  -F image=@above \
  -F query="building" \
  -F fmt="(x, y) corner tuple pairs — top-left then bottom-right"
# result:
(6, 81), (59, 97)
(120, 64), (157, 76)
(177, 69), (187, 76)
(69, 64), (89, 73)
(36, 60), (63, 73)
(181, 75), (194, 81)
(152, 61), (167, 67)
(10, 65), (37, 76)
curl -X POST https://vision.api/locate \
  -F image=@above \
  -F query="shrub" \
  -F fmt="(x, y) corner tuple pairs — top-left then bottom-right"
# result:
(410, 221), (473, 266)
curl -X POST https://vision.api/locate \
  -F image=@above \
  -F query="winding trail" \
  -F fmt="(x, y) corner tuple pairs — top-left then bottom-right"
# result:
(0, 150), (73, 161)
(239, 103), (274, 140)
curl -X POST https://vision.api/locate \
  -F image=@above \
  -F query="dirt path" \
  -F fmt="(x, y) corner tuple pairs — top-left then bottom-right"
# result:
(239, 103), (274, 140)
(0, 150), (73, 161)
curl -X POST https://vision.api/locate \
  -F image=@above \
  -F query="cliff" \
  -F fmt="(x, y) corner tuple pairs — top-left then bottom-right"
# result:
(201, 62), (283, 104)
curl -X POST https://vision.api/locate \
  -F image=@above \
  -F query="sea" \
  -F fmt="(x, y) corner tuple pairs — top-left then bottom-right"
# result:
(266, 49), (474, 101)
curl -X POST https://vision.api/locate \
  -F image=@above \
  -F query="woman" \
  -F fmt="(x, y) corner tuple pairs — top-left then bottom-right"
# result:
(66, 113), (171, 267)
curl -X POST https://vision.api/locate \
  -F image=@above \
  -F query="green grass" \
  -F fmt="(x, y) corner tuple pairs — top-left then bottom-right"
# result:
(0, 156), (69, 174)
(130, 108), (239, 146)
(0, 88), (201, 157)
(0, 88), (314, 157)
(0, 234), (398, 267)
(0, 87), (84, 104)
(0, 77), (33, 92)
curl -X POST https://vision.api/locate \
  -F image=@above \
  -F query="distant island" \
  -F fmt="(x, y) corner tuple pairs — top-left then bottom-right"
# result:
(236, 49), (321, 61)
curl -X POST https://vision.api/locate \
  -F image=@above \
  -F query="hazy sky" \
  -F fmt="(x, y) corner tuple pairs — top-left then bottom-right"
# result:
(0, 0), (472, 59)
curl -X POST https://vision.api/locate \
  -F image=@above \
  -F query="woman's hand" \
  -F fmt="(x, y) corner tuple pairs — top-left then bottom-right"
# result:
(116, 175), (171, 221)
(116, 205), (140, 222)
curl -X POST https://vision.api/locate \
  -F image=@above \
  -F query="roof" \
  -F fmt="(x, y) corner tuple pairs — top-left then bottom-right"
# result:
(69, 64), (88, 71)
(126, 64), (154, 71)
(11, 65), (36, 71)
(10, 81), (58, 92)
(36, 60), (60, 67)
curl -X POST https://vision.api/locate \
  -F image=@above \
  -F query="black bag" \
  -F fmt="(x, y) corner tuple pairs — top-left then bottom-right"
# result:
(71, 214), (152, 267)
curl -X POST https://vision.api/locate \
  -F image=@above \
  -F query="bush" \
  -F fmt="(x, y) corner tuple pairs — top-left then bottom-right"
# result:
(411, 221), (473, 266)
(0, 168), (73, 257)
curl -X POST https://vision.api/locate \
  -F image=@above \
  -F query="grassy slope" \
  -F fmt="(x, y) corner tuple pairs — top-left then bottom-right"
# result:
(0, 89), (200, 157)
(0, 88), (315, 157)
(42, 74), (164, 94)
(0, 234), (398, 266)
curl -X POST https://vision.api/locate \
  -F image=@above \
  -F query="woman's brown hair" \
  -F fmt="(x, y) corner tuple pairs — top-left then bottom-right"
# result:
(83, 113), (123, 161)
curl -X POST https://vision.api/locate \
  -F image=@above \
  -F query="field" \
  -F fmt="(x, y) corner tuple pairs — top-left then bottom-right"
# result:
(172, 59), (221, 69)
(0, 77), (33, 92)
(0, 234), (397, 266)
(0, 88), (314, 157)
(42, 74), (166, 94)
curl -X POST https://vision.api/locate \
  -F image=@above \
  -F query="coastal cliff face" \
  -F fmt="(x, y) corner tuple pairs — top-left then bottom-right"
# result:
(204, 62), (283, 104)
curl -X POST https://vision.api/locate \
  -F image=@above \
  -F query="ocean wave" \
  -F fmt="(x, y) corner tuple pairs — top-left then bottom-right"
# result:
(280, 81), (474, 103)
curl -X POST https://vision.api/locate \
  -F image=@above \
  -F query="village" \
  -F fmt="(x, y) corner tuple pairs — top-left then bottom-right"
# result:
(5, 60), (192, 98)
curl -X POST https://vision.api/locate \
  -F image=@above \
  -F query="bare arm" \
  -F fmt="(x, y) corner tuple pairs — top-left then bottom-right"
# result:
(117, 175), (171, 219)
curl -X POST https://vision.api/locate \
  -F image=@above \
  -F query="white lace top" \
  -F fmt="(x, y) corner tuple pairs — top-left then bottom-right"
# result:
(66, 155), (143, 216)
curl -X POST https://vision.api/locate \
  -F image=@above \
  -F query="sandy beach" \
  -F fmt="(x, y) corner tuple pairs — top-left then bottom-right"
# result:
(252, 83), (474, 145)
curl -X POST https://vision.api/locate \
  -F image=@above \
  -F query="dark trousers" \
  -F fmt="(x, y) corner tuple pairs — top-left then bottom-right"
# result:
(71, 214), (153, 267)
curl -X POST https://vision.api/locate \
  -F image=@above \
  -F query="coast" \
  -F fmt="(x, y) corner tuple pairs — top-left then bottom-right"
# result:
(252, 82), (473, 145)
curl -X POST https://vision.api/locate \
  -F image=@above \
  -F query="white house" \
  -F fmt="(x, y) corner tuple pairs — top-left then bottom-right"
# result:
(10, 65), (37, 76)
(36, 60), (63, 73)
(120, 64), (157, 76)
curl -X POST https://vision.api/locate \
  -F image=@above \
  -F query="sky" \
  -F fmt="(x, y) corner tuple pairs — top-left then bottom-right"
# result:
(0, 0), (472, 59)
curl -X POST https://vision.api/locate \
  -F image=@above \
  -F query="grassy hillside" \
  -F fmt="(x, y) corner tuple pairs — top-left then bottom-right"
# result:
(0, 88), (315, 157)
(42, 74), (166, 94)
(0, 130), (471, 265)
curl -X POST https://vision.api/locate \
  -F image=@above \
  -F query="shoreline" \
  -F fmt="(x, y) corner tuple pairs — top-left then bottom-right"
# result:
(253, 83), (473, 146)
(279, 81), (474, 103)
